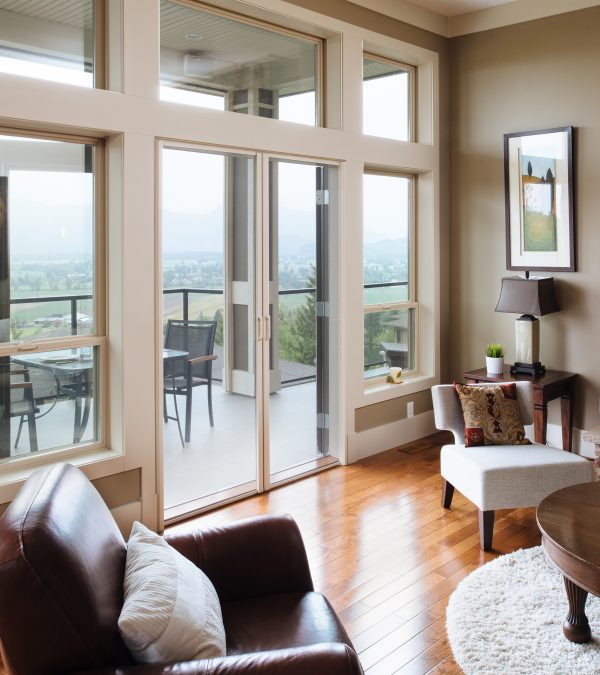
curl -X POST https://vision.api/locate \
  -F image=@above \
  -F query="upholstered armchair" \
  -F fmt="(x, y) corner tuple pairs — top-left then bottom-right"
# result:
(432, 382), (593, 551)
(0, 464), (363, 675)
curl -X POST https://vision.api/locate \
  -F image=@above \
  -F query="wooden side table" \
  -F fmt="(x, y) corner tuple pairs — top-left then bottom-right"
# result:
(463, 366), (577, 452)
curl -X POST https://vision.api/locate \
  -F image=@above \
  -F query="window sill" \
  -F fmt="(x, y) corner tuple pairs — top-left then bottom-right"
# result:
(0, 445), (125, 505)
(362, 372), (435, 406)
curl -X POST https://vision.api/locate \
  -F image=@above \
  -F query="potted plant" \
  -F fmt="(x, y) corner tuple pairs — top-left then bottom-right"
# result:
(485, 343), (505, 375)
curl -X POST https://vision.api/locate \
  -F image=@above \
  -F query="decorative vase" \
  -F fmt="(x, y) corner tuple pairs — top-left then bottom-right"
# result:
(486, 356), (504, 375)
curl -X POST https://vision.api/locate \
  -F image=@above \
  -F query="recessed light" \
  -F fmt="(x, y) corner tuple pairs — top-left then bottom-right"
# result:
(185, 33), (203, 40)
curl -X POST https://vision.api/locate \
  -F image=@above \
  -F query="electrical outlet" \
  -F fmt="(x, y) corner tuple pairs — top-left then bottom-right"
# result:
(407, 401), (414, 418)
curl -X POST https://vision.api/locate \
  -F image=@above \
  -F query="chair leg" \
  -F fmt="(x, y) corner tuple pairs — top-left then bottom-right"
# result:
(172, 392), (184, 447)
(15, 416), (24, 449)
(185, 388), (192, 444)
(208, 379), (214, 427)
(163, 390), (168, 423)
(478, 510), (495, 551)
(441, 479), (454, 509)
(27, 413), (38, 453)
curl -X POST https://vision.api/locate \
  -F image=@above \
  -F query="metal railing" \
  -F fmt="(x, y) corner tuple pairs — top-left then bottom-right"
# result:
(10, 280), (408, 375)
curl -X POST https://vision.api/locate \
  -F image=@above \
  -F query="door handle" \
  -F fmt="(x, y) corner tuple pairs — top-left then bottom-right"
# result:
(256, 316), (263, 341)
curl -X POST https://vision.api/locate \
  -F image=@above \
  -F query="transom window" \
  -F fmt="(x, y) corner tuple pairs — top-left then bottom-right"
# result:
(363, 171), (417, 380)
(0, 0), (98, 88)
(363, 53), (414, 142)
(160, 0), (321, 126)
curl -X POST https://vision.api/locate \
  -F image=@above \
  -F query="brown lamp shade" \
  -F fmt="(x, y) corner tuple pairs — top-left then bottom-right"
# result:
(495, 276), (559, 316)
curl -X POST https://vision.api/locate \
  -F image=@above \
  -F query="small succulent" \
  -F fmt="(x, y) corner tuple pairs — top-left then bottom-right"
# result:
(485, 343), (505, 358)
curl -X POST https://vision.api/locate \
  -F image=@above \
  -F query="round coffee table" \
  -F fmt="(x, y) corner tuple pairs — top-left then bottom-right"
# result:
(537, 481), (600, 643)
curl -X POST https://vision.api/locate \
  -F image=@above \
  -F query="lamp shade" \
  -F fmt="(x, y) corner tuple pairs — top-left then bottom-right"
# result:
(495, 276), (559, 316)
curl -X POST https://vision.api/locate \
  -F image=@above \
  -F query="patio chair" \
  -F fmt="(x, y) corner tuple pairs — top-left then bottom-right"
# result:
(12, 365), (64, 451)
(164, 319), (217, 445)
(9, 369), (38, 453)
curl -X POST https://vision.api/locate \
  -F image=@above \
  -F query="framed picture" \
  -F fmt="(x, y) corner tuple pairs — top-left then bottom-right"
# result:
(504, 126), (574, 272)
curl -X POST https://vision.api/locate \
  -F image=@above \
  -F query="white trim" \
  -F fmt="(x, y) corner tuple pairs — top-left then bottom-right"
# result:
(449, 0), (600, 36)
(531, 422), (596, 459)
(347, 409), (436, 462)
(345, 0), (448, 37)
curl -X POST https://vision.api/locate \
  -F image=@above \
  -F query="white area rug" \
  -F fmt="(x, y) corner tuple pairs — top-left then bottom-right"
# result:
(446, 546), (600, 675)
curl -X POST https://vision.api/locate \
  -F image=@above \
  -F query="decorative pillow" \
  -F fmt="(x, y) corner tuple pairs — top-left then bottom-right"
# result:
(453, 382), (531, 447)
(118, 522), (226, 664)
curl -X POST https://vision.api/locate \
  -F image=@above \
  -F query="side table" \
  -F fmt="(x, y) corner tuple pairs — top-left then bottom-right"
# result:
(463, 366), (577, 452)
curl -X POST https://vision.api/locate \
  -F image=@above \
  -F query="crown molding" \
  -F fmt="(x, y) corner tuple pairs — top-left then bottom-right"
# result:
(449, 0), (600, 36)
(349, 0), (600, 38)
(348, 0), (448, 37)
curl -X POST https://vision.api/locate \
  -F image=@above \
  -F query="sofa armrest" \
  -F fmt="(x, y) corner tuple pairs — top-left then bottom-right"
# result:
(164, 514), (314, 601)
(78, 644), (364, 675)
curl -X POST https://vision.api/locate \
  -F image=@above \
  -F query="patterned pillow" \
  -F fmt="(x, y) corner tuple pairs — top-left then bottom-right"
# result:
(453, 382), (531, 447)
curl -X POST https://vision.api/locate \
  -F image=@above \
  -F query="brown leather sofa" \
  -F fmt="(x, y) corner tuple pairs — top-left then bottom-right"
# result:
(0, 463), (363, 675)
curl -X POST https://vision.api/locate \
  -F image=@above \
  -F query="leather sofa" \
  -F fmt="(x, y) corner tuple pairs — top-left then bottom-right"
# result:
(0, 463), (363, 674)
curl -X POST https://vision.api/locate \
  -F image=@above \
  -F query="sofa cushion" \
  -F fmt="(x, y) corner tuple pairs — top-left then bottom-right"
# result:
(118, 522), (226, 663)
(441, 442), (594, 511)
(223, 592), (353, 655)
(454, 382), (530, 447)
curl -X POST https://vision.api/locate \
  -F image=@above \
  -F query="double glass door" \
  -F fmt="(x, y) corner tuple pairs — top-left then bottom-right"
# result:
(160, 146), (337, 520)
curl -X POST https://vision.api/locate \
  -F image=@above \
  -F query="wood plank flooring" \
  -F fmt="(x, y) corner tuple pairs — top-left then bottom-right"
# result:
(0, 432), (542, 674)
(169, 431), (541, 673)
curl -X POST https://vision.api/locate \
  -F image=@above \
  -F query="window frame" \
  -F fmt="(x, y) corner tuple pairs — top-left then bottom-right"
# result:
(363, 51), (416, 143)
(0, 127), (107, 467)
(362, 167), (418, 383)
(160, 0), (325, 126)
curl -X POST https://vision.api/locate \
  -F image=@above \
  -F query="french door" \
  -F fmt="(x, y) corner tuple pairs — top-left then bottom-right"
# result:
(159, 144), (338, 522)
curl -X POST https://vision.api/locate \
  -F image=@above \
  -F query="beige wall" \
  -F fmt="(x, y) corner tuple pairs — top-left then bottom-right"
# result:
(355, 389), (432, 432)
(450, 6), (600, 432)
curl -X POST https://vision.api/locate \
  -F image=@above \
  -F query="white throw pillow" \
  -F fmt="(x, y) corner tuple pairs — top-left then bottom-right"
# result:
(118, 521), (226, 663)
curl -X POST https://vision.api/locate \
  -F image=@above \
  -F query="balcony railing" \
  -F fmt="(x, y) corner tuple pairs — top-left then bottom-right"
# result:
(9, 280), (407, 375)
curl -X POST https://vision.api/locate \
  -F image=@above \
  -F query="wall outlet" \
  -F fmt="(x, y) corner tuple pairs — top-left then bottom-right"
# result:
(407, 401), (414, 418)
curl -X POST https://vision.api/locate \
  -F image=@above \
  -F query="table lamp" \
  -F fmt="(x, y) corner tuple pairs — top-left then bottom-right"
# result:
(495, 275), (559, 376)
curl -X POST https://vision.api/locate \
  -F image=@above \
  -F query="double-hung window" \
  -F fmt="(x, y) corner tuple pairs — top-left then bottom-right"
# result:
(0, 131), (105, 462)
(363, 170), (417, 380)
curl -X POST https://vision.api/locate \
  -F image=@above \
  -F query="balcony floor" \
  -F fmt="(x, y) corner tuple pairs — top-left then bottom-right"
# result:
(163, 381), (321, 510)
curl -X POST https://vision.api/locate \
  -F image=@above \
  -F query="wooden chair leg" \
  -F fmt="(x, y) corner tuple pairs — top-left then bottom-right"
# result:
(478, 509), (495, 551)
(441, 479), (455, 509)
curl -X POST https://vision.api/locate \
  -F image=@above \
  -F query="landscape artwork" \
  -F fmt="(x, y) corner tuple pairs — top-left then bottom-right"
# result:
(520, 154), (557, 252)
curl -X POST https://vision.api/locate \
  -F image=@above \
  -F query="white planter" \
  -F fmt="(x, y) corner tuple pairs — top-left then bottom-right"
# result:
(486, 356), (504, 375)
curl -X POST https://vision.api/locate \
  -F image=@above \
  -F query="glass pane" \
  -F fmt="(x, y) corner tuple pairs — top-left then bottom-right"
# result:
(363, 173), (411, 304)
(161, 147), (257, 515)
(269, 159), (334, 480)
(160, 1), (318, 126)
(364, 307), (416, 379)
(0, 135), (95, 344)
(0, 0), (95, 87)
(0, 345), (100, 461)
(363, 55), (410, 141)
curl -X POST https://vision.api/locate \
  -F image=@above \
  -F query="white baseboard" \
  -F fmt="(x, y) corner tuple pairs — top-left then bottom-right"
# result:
(347, 410), (436, 463)
(528, 422), (595, 458)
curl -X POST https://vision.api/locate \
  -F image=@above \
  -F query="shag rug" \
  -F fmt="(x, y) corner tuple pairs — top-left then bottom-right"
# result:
(446, 546), (600, 675)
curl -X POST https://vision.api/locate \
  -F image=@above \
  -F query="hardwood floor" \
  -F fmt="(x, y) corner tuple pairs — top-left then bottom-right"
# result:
(0, 432), (542, 674)
(169, 431), (542, 673)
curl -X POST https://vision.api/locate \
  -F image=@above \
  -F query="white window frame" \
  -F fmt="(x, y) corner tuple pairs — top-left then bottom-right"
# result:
(363, 169), (418, 383)
(0, 128), (108, 470)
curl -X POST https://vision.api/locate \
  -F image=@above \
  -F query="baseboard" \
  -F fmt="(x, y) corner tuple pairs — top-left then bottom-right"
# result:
(530, 422), (595, 458)
(347, 410), (436, 463)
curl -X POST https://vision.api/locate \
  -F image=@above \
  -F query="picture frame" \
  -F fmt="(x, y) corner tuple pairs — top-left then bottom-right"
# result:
(504, 126), (574, 272)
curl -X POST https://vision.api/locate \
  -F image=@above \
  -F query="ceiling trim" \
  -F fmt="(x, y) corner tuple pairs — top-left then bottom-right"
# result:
(348, 0), (448, 37)
(449, 0), (600, 36)
(348, 0), (600, 38)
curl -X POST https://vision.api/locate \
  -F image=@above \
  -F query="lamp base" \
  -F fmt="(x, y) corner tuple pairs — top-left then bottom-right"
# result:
(510, 361), (546, 377)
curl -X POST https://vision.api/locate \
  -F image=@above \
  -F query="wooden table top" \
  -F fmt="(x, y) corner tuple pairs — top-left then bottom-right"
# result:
(464, 366), (577, 387)
(537, 481), (600, 583)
